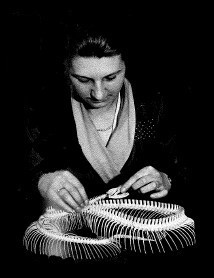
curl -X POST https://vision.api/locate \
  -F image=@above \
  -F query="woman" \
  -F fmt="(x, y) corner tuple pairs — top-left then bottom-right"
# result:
(32, 23), (177, 214)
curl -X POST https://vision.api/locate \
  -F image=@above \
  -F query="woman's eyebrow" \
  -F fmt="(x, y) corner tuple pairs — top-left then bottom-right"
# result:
(70, 73), (92, 80)
(104, 69), (122, 77)
(70, 69), (123, 79)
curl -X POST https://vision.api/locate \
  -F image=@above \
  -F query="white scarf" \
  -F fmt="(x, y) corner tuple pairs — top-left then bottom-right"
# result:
(71, 78), (136, 183)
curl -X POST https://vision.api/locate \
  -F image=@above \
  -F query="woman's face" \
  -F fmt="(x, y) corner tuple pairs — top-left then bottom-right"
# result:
(69, 55), (126, 109)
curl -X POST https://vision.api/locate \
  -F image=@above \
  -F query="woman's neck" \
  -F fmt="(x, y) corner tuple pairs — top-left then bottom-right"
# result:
(87, 95), (120, 132)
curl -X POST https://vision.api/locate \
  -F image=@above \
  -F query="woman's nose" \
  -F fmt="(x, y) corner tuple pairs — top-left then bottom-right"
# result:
(90, 82), (106, 101)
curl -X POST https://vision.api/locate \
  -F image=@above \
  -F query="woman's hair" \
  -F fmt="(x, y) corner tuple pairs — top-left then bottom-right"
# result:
(64, 23), (127, 76)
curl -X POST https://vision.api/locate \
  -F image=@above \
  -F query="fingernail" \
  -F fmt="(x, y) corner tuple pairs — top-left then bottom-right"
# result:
(85, 200), (89, 206)
(76, 207), (81, 212)
(120, 187), (125, 193)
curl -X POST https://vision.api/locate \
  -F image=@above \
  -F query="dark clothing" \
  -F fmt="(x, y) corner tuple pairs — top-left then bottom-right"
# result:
(26, 86), (185, 204)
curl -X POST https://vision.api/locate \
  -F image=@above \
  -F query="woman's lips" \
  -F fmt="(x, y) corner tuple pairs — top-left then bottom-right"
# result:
(89, 99), (108, 103)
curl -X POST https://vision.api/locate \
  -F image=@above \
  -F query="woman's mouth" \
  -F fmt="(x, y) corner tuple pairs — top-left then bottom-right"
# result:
(89, 98), (108, 103)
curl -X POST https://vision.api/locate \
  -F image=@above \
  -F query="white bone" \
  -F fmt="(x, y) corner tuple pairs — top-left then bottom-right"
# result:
(23, 187), (196, 260)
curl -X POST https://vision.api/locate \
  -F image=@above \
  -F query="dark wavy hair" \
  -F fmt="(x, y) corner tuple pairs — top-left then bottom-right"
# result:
(64, 23), (127, 76)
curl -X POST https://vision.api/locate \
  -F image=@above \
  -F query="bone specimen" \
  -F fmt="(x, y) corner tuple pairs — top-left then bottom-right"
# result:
(23, 186), (195, 261)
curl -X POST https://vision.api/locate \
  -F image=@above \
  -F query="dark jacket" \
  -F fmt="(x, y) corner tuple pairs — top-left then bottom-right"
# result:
(24, 83), (188, 206)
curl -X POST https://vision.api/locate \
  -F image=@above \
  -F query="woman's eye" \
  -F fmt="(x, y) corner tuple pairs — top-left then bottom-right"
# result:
(105, 75), (116, 81)
(77, 77), (90, 83)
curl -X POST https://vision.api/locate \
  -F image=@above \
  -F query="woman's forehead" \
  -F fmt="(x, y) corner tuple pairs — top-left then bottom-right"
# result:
(70, 55), (125, 77)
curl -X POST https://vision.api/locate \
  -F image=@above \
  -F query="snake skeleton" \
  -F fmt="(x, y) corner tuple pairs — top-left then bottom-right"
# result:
(23, 186), (196, 261)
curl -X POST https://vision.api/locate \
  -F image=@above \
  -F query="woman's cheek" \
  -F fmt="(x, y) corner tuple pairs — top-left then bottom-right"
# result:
(72, 83), (90, 98)
(109, 77), (125, 93)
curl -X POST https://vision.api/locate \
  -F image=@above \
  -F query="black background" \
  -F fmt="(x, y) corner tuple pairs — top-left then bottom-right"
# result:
(6, 5), (210, 274)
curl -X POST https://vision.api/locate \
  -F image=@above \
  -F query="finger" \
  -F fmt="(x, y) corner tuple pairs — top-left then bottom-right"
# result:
(53, 194), (76, 213)
(120, 166), (157, 193)
(77, 186), (89, 206)
(150, 189), (168, 199)
(132, 175), (160, 190)
(120, 170), (147, 193)
(51, 172), (88, 208)
(139, 181), (157, 194)
(58, 188), (82, 212)
(63, 171), (89, 205)
(63, 183), (86, 208)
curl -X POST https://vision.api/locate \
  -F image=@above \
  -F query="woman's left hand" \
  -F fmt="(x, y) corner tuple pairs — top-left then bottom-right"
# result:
(120, 166), (171, 199)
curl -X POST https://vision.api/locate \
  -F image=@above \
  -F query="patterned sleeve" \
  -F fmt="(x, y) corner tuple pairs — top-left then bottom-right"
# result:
(134, 91), (190, 202)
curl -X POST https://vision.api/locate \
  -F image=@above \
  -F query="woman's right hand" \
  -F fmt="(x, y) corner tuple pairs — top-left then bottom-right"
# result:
(38, 170), (89, 213)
